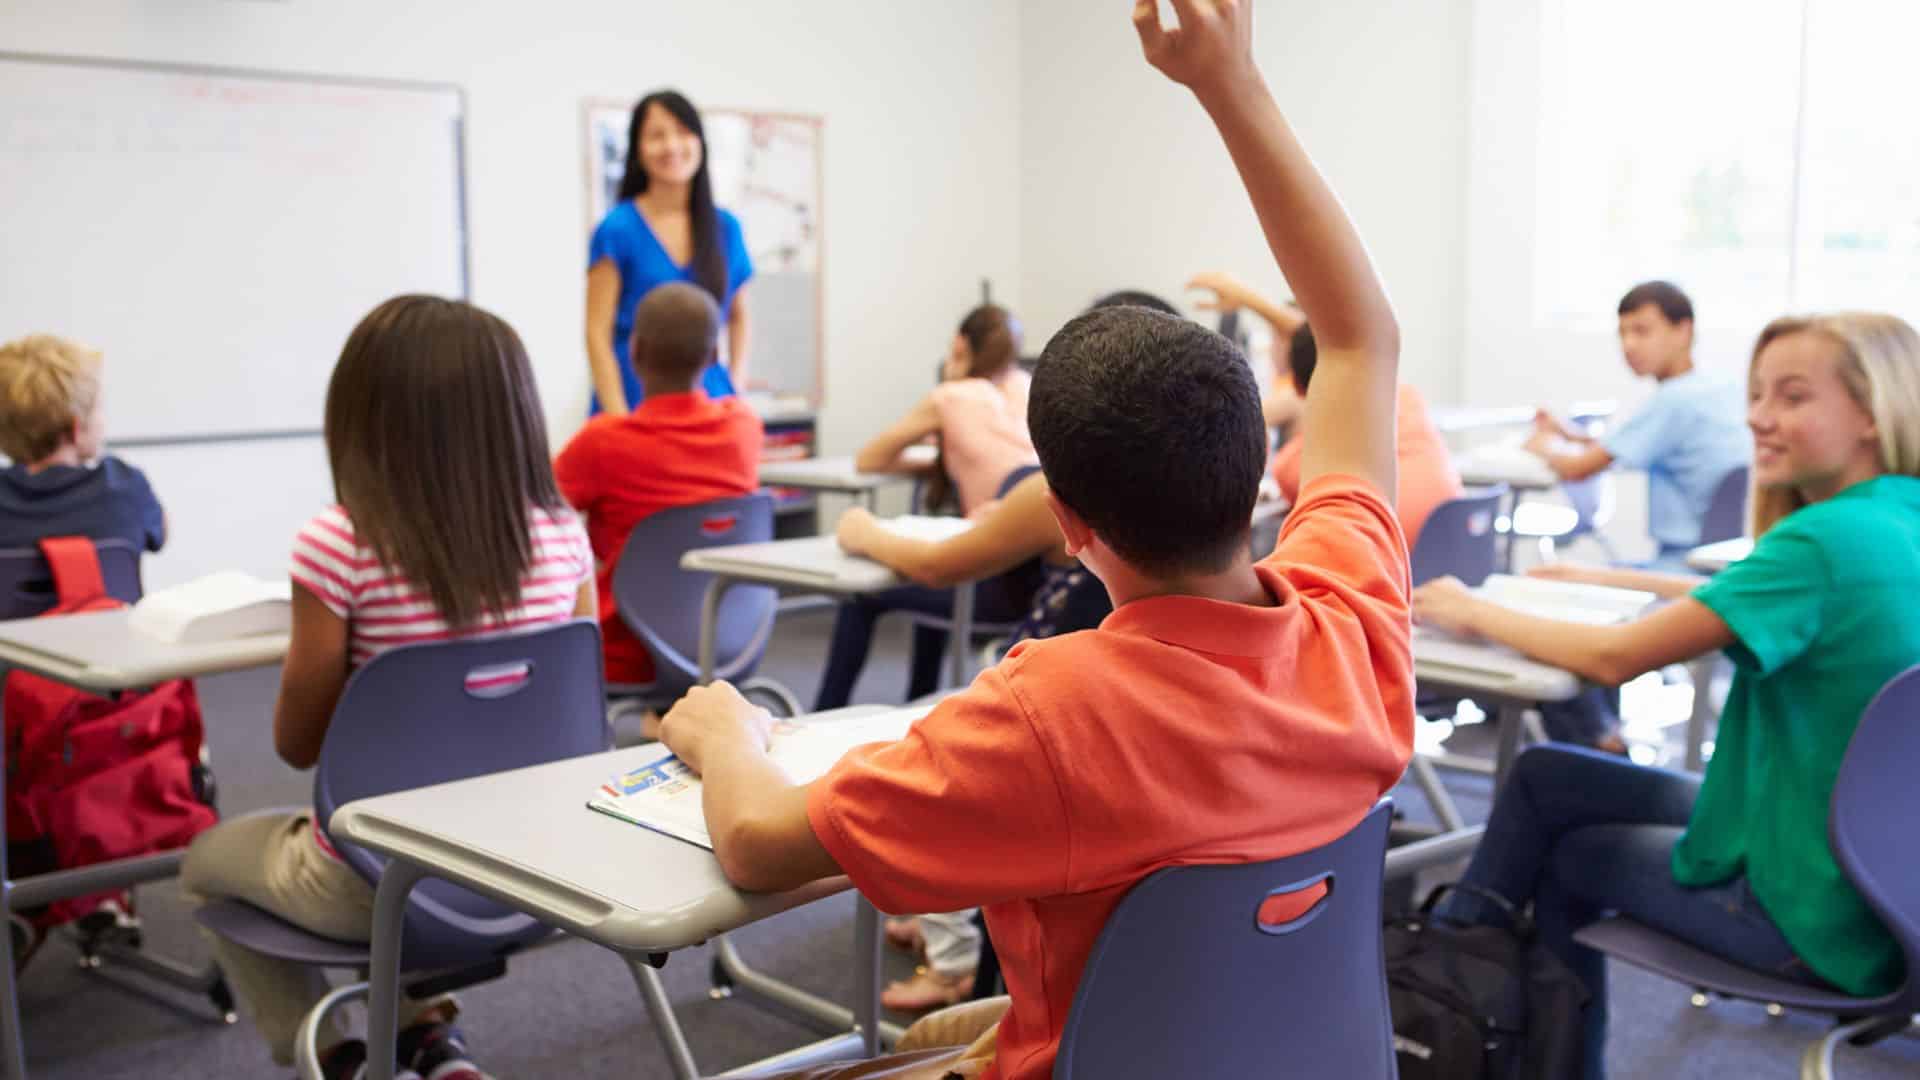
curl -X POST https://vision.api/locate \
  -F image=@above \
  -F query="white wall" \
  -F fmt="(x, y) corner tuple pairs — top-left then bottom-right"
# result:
(1016, 0), (1474, 399)
(0, 0), (1022, 586)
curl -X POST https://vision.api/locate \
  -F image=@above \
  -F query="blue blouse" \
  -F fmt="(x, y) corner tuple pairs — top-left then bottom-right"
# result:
(588, 202), (753, 409)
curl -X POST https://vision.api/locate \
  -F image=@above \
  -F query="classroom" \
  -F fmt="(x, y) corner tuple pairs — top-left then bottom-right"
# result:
(1, 1), (1917, 1078)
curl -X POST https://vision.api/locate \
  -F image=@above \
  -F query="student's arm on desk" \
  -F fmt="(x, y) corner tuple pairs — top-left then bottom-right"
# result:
(1529, 562), (1705, 600)
(1412, 577), (1734, 686)
(1136, 1), (1399, 499)
(854, 394), (942, 474)
(835, 473), (1063, 589)
(1524, 428), (1614, 482)
(660, 683), (841, 892)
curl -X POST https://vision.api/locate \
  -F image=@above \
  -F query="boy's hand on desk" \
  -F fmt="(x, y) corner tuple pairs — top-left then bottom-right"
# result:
(1411, 577), (1482, 637)
(1133, 0), (1258, 99)
(835, 507), (879, 556)
(658, 682), (774, 776)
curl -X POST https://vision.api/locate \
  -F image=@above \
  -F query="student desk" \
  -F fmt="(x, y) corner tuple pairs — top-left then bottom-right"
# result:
(333, 709), (902, 1080)
(1687, 537), (1753, 574)
(1678, 536), (1753, 772)
(1453, 445), (1560, 570)
(682, 522), (981, 690)
(0, 610), (290, 1080)
(759, 446), (938, 513)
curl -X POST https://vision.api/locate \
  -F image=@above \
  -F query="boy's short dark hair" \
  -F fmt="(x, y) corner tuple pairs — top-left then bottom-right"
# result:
(1030, 307), (1266, 578)
(1617, 281), (1693, 326)
(1090, 289), (1180, 317)
(631, 283), (721, 388)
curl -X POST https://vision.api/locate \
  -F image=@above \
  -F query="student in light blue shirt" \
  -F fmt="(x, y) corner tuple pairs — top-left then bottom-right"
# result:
(1528, 281), (1750, 571)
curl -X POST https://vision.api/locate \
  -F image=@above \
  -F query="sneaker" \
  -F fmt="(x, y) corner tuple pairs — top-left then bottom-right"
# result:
(397, 1022), (493, 1080)
(74, 895), (142, 956)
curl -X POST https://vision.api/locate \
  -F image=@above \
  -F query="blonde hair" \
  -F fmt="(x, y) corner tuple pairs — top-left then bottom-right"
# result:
(1748, 312), (1920, 535)
(0, 335), (102, 464)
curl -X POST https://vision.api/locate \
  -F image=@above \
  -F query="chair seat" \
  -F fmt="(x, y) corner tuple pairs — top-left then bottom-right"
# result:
(1574, 917), (1897, 1013)
(194, 899), (373, 968)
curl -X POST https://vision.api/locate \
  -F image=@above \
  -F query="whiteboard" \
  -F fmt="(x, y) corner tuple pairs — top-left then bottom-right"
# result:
(582, 101), (822, 407)
(0, 54), (467, 443)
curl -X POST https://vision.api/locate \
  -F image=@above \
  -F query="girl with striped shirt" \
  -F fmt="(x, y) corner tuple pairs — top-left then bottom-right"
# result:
(183, 295), (594, 1080)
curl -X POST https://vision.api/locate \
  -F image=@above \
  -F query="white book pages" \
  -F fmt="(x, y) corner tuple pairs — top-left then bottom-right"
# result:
(128, 571), (292, 643)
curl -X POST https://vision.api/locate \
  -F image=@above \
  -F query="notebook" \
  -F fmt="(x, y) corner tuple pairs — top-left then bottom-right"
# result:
(1474, 574), (1655, 626)
(127, 571), (292, 644)
(588, 703), (936, 850)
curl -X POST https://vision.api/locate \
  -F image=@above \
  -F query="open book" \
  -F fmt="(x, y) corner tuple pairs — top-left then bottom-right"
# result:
(127, 571), (292, 643)
(1475, 573), (1655, 626)
(589, 702), (935, 850)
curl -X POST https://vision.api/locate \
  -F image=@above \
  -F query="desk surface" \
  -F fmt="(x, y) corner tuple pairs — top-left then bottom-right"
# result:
(0, 609), (289, 691)
(330, 711), (895, 955)
(759, 447), (938, 492)
(682, 517), (970, 594)
(1413, 629), (1582, 703)
(1687, 537), (1753, 573)
(1452, 445), (1559, 491)
(1434, 400), (1617, 436)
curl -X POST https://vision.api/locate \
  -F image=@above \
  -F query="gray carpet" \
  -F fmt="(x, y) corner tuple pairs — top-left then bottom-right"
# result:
(13, 608), (1918, 1078)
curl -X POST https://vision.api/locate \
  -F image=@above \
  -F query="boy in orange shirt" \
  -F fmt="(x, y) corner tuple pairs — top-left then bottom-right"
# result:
(657, 3), (1414, 1077)
(556, 283), (764, 697)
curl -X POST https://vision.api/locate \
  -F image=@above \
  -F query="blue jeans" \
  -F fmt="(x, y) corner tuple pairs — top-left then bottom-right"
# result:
(1438, 745), (1832, 1080)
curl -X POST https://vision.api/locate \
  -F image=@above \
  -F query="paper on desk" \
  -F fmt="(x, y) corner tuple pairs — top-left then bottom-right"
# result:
(1475, 574), (1655, 625)
(872, 515), (973, 543)
(128, 571), (292, 643)
(588, 703), (936, 850)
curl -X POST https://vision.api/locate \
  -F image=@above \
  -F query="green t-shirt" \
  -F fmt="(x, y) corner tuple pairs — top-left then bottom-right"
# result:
(1682, 474), (1920, 995)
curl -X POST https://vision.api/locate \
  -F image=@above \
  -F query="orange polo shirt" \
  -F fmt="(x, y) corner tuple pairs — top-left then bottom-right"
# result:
(806, 475), (1415, 1080)
(554, 391), (763, 684)
(1271, 384), (1463, 551)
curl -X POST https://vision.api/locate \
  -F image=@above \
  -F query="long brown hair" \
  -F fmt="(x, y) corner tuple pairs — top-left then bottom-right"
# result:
(1748, 313), (1920, 535)
(924, 305), (1024, 511)
(324, 295), (566, 628)
(618, 90), (729, 304)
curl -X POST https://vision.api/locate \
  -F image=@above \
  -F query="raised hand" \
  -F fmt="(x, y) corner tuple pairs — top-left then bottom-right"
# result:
(1132, 0), (1257, 99)
(1186, 270), (1256, 313)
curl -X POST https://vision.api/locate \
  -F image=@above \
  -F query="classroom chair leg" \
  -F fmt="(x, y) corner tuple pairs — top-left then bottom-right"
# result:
(625, 956), (700, 1080)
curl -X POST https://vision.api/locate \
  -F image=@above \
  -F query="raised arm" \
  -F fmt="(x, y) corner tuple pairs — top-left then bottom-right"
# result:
(1138, 0), (1400, 496)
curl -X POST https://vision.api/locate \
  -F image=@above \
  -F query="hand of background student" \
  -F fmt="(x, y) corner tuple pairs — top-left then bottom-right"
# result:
(1133, 0), (1258, 100)
(835, 506), (879, 557)
(1410, 576), (1482, 637)
(1522, 428), (1557, 459)
(1186, 270), (1258, 313)
(658, 681), (774, 777)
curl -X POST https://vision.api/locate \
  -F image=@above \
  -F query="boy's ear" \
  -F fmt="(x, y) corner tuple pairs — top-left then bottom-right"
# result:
(1045, 490), (1092, 558)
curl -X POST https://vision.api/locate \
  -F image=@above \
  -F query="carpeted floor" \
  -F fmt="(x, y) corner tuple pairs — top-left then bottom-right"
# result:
(13, 607), (1918, 1078)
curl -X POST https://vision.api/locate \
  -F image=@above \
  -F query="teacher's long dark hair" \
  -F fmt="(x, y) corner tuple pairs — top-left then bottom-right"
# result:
(620, 90), (729, 304)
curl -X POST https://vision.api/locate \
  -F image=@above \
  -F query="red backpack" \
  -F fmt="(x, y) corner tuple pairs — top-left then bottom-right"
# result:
(3, 538), (217, 926)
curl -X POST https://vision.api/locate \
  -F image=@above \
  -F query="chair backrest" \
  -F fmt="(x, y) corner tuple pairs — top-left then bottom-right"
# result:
(1829, 663), (1920, 1012)
(1054, 800), (1397, 1079)
(0, 538), (143, 620)
(1410, 486), (1506, 588)
(313, 620), (607, 970)
(610, 493), (777, 698)
(1697, 465), (1751, 546)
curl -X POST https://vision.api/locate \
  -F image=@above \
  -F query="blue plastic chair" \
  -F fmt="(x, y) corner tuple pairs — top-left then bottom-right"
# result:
(1697, 465), (1751, 546)
(0, 538), (143, 619)
(1573, 663), (1920, 1078)
(191, 622), (696, 1074)
(1410, 486), (1507, 588)
(1054, 800), (1398, 1079)
(606, 494), (800, 725)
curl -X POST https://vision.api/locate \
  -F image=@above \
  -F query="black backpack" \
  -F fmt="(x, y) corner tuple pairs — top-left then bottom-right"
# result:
(1384, 884), (1590, 1080)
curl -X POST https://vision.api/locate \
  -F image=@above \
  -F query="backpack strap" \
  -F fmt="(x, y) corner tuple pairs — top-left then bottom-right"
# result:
(36, 537), (108, 609)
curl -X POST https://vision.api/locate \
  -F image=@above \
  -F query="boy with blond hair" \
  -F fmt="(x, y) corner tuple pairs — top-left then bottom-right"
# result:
(0, 334), (165, 553)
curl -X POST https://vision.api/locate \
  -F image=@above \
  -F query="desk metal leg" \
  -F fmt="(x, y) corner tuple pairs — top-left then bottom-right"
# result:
(697, 576), (732, 685)
(365, 860), (426, 1080)
(1683, 656), (1717, 772)
(626, 957), (700, 1080)
(947, 583), (976, 690)
(852, 897), (881, 1058)
(711, 908), (904, 1047)
(0, 662), (26, 1080)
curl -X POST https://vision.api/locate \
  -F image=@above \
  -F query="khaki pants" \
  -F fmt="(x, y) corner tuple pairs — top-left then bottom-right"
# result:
(180, 809), (445, 1066)
(733, 997), (1008, 1080)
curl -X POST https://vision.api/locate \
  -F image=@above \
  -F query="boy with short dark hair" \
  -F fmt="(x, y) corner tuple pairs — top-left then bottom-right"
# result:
(0, 334), (165, 553)
(556, 283), (764, 690)
(655, 3), (1414, 1077)
(1528, 279), (1750, 568)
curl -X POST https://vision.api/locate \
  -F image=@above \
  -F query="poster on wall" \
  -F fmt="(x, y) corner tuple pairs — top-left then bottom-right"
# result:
(582, 100), (823, 407)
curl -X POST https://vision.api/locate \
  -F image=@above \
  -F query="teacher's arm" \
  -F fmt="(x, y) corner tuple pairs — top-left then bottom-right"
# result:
(585, 259), (629, 415)
(727, 283), (753, 390)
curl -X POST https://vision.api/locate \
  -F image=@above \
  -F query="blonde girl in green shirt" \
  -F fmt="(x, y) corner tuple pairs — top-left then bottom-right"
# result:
(1411, 312), (1920, 1079)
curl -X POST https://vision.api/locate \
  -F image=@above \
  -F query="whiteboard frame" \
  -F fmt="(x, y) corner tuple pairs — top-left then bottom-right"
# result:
(0, 51), (471, 449)
(580, 98), (826, 409)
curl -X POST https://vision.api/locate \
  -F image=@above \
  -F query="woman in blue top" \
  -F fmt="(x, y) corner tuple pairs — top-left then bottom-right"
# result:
(586, 90), (753, 413)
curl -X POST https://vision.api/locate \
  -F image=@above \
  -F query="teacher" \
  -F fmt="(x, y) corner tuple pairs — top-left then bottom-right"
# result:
(586, 89), (753, 413)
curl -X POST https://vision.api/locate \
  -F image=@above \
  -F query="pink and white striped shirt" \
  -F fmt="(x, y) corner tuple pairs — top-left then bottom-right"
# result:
(289, 504), (593, 667)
